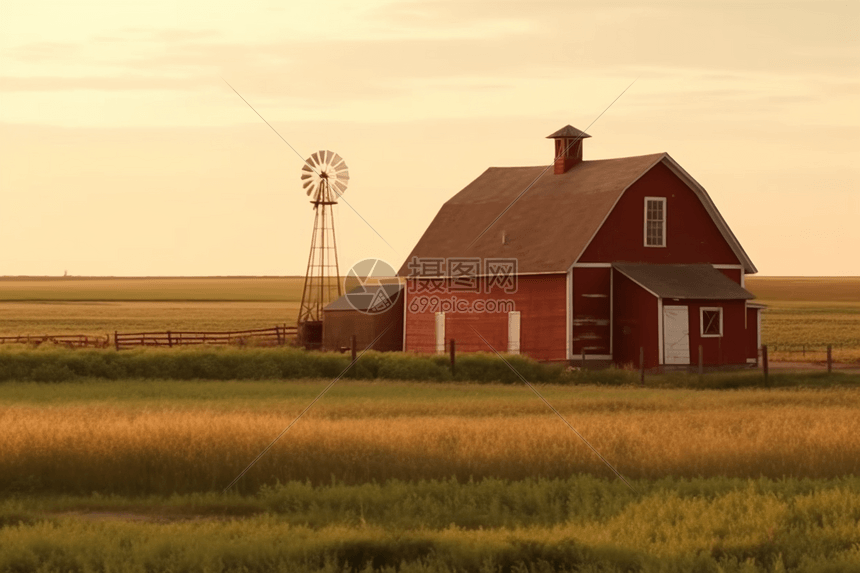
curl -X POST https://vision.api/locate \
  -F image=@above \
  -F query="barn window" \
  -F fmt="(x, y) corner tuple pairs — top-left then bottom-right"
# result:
(644, 197), (666, 247)
(700, 307), (723, 337)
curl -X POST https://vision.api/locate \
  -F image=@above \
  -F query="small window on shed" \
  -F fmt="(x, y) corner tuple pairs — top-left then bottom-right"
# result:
(644, 197), (666, 247)
(700, 307), (723, 337)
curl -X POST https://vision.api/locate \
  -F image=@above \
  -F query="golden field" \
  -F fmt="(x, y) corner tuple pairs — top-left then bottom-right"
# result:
(3, 382), (859, 495)
(745, 276), (860, 363)
(1, 275), (858, 362)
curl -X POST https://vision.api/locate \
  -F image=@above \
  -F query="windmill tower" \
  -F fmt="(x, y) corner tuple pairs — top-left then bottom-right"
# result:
(297, 150), (349, 347)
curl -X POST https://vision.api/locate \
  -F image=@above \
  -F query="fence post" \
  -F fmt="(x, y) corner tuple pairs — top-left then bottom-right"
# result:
(114, 331), (119, 351)
(698, 345), (703, 380)
(639, 347), (644, 386)
(351, 335), (357, 362)
(450, 339), (456, 377)
(167, 331), (173, 348)
(762, 345), (769, 387)
(827, 344), (832, 373)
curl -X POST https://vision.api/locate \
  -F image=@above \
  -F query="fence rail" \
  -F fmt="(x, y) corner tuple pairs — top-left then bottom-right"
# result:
(0, 334), (111, 348)
(113, 325), (296, 350)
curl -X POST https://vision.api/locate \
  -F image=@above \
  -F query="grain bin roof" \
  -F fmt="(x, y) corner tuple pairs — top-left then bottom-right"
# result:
(398, 152), (757, 276)
(613, 263), (755, 300)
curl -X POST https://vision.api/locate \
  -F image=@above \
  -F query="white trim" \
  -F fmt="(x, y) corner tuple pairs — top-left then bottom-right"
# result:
(566, 268), (573, 360)
(570, 262), (612, 268)
(408, 270), (564, 279)
(643, 196), (667, 248)
(712, 264), (743, 269)
(402, 281), (408, 350)
(582, 293), (608, 298)
(660, 155), (758, 274)
(756, 308), (762, 351)
(700, 306), (723, 337)
(577, 354), (613, 360)
(657, 297), (664, 366)
(609, 268), (614, 357)
(741, 268), (745, 289)
(572, 154), (667, 266)
(507, 311), (521, 354)
(434, 312), (445, 354)
(747, 358), (757, 364)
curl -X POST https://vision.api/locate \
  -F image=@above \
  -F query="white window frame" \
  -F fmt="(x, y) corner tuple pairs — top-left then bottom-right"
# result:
(700, 307), (723, 338)
(643, 197), (667, 248)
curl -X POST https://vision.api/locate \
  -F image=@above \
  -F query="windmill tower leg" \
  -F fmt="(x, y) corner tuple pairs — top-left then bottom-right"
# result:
(298, 176), (343, 350)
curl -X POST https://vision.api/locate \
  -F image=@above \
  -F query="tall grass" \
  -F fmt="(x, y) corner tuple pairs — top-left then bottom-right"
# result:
(3, 396), (858, 495)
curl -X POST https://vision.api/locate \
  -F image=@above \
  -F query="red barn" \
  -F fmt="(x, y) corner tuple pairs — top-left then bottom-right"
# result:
(398, 125), (763, 369)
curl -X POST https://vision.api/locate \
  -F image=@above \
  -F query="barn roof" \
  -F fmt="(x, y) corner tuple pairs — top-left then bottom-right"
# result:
(398, 153), (757, 276)
(613, 263), (755, 300)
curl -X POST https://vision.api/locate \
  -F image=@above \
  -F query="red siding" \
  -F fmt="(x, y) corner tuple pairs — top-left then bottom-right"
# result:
(571, 268), (611, 356)
(404, 274), (567, 361)
(747, 306), (761, 362)
(612, 269), (659, 368)
(682, 300), (749, 366)
(580, 162), (740, 265)
(717, 268), (742, 285)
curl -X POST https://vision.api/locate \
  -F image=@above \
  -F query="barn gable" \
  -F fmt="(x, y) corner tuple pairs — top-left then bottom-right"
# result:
(577, 159), (749, 269)
(399, 153), (756, 276)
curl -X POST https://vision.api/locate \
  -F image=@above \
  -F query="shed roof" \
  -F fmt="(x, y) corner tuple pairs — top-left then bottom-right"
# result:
(398, 153), (757, 276)
(323, 283), (403, 312)
(613, 263), (755, 300)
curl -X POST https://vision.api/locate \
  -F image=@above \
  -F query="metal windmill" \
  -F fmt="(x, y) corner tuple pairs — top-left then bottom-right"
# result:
(297, 150), (349, 346)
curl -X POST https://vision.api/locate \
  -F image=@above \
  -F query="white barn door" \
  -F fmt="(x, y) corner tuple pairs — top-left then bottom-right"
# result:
(663, 305), (690, 364)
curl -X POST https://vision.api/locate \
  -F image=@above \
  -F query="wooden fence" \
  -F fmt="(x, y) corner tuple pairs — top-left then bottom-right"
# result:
(113, 325), (296, 350)
(0, 334), (111, 348)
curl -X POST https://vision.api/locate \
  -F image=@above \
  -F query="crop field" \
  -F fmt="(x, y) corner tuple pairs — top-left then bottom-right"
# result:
(745, 276), (860, 363)
(2, 276), (858, 363)
(2, 378), (860, 571)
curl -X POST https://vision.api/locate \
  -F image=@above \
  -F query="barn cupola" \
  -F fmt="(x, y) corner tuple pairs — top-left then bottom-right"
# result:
(547, 125), (591, 174)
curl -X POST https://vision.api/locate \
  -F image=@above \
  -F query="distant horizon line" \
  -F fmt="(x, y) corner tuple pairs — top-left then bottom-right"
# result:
(1, 274), (858, 280)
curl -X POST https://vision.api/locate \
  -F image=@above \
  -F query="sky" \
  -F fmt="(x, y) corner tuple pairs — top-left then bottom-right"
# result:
(1, 0), (858, 277)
